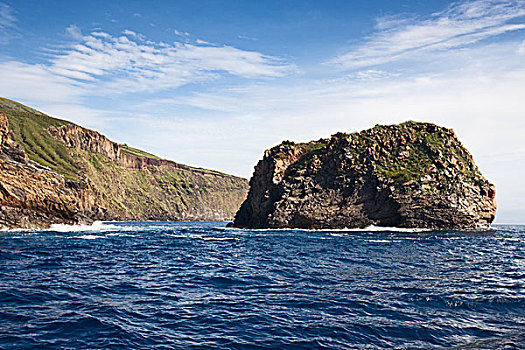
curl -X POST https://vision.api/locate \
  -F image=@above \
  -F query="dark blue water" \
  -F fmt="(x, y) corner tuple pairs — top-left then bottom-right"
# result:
(0, 222), (524, 349)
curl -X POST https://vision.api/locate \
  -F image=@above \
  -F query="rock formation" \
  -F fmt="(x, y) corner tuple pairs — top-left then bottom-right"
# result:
(0, 98), (248, 229)
(233, 121), (496, 229)
(0, 112), (94, 228)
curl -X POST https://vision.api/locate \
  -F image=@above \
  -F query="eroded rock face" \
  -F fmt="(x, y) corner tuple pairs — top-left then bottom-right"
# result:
(49, 124), (222, 173)
(0, 113), (27, 163)
(49, 124), (121, 161)
(234, 122), (496, 229)
(0, 113), (93, 228)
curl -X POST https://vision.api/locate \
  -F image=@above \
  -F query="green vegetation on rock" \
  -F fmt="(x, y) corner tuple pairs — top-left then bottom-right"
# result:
(337, 121), (485, 187)
(0, 98), (80, 181)
(121, 144), (161, 160)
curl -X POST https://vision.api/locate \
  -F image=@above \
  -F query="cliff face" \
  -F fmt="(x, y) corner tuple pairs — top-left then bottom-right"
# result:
(0, 112), (96, 228)
(0, 98), (248, 229)
(48, 124), (227, 173)
(234, 122), (496, 230)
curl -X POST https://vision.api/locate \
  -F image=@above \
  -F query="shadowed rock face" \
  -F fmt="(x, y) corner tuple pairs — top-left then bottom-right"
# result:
(233, 121), (496, 230)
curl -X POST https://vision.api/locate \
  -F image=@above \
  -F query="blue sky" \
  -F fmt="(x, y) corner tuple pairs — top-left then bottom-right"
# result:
(0, 0), (524, 222)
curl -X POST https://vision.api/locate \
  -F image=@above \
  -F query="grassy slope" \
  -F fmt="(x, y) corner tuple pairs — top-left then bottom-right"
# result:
(74, 149), (247, 219)
(0, 97), (248, 220)
(0, 98), (80, 180)
(121, 144), (161, 160)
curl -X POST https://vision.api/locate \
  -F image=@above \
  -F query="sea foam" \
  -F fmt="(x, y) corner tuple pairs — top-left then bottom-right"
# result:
(225, 225), (433, 233)
(48, 221), (122, 232)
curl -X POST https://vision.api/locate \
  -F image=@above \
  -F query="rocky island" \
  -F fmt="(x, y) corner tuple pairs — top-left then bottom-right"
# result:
(233, 121), (496, 229)
(0, 98), (248, 229)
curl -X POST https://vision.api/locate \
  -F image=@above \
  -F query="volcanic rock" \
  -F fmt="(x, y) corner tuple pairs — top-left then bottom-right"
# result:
(233, 121), (496, 229)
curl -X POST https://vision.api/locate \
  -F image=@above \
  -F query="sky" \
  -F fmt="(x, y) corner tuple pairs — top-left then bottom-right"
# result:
(0, 0), (524, 223)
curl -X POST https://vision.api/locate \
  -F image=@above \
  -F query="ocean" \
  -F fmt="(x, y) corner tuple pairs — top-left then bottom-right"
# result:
(0, 222), (523, 349)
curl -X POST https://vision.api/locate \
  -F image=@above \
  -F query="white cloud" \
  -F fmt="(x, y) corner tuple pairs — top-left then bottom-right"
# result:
(195, 39), (212, 45)
(348, 69), (394, 82)
(330, 0), (525, 69)
(174, 29), (190, 37)
(44, 30), (292, 94)
(122, 29), (145, 41)
(0, 27), (293, 102)
(65, 24), (83, 40)
(0, 61), (84, 103)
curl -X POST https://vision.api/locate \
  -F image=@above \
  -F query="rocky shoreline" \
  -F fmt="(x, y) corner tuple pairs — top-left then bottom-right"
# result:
(0, 99), (248, 229)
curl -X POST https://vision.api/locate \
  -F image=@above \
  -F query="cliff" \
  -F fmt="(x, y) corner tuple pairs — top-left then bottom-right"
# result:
(233, 122), (496, 229)
(0, 98), (248, 229)
(0, 112), (93, 228)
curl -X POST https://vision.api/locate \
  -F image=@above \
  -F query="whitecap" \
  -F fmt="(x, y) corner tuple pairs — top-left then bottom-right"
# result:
(327, 225), (432, 232)
(48, 221), (125, 232)
(164, 234), (188, 238)
(368, 239), (398, 243)
(75, 234), (104, 240)
(199, 237), (239, 241)
(0, 226), (36, 232)
(231, 225), (433, 233)
(106, 233), (135, 237)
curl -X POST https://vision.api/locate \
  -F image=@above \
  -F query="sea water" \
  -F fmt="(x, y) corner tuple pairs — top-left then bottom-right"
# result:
(0, 222), (523, 349)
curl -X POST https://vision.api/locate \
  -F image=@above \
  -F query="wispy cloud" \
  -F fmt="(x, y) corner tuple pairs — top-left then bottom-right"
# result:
(0, 61), (84, 102)
(122, 29), (145, 41)
(0, 2), (16, 43)
(330, 0), (525, 69)
(238, 34), (258, 41)
(195, 39), (212, 45)
(65, 24), (83, 40)
(0, 26), (293, 128)
(45, 30), (292, 94)
(174, 29), (190, 37)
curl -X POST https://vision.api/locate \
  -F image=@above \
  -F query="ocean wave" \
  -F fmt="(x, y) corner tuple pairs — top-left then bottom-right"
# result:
(341, 225), (433, 232)
(0, 226), (36, 233)
(199, 236), (239, 241)
(0, 221), (127, 233)
(48, 221), (129, 232)
(106, 232), (135, 237)
(0, 222), (522, 349)
(225, 225), (433, 233)
(74, 234), (104, 240)
(174, 233), (239, 241)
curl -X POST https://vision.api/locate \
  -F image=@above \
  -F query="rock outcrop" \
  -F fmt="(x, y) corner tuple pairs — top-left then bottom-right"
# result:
(0, 113), (95, 228)
(233, 121), (496, 229)
(0, 98), (248, 229)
